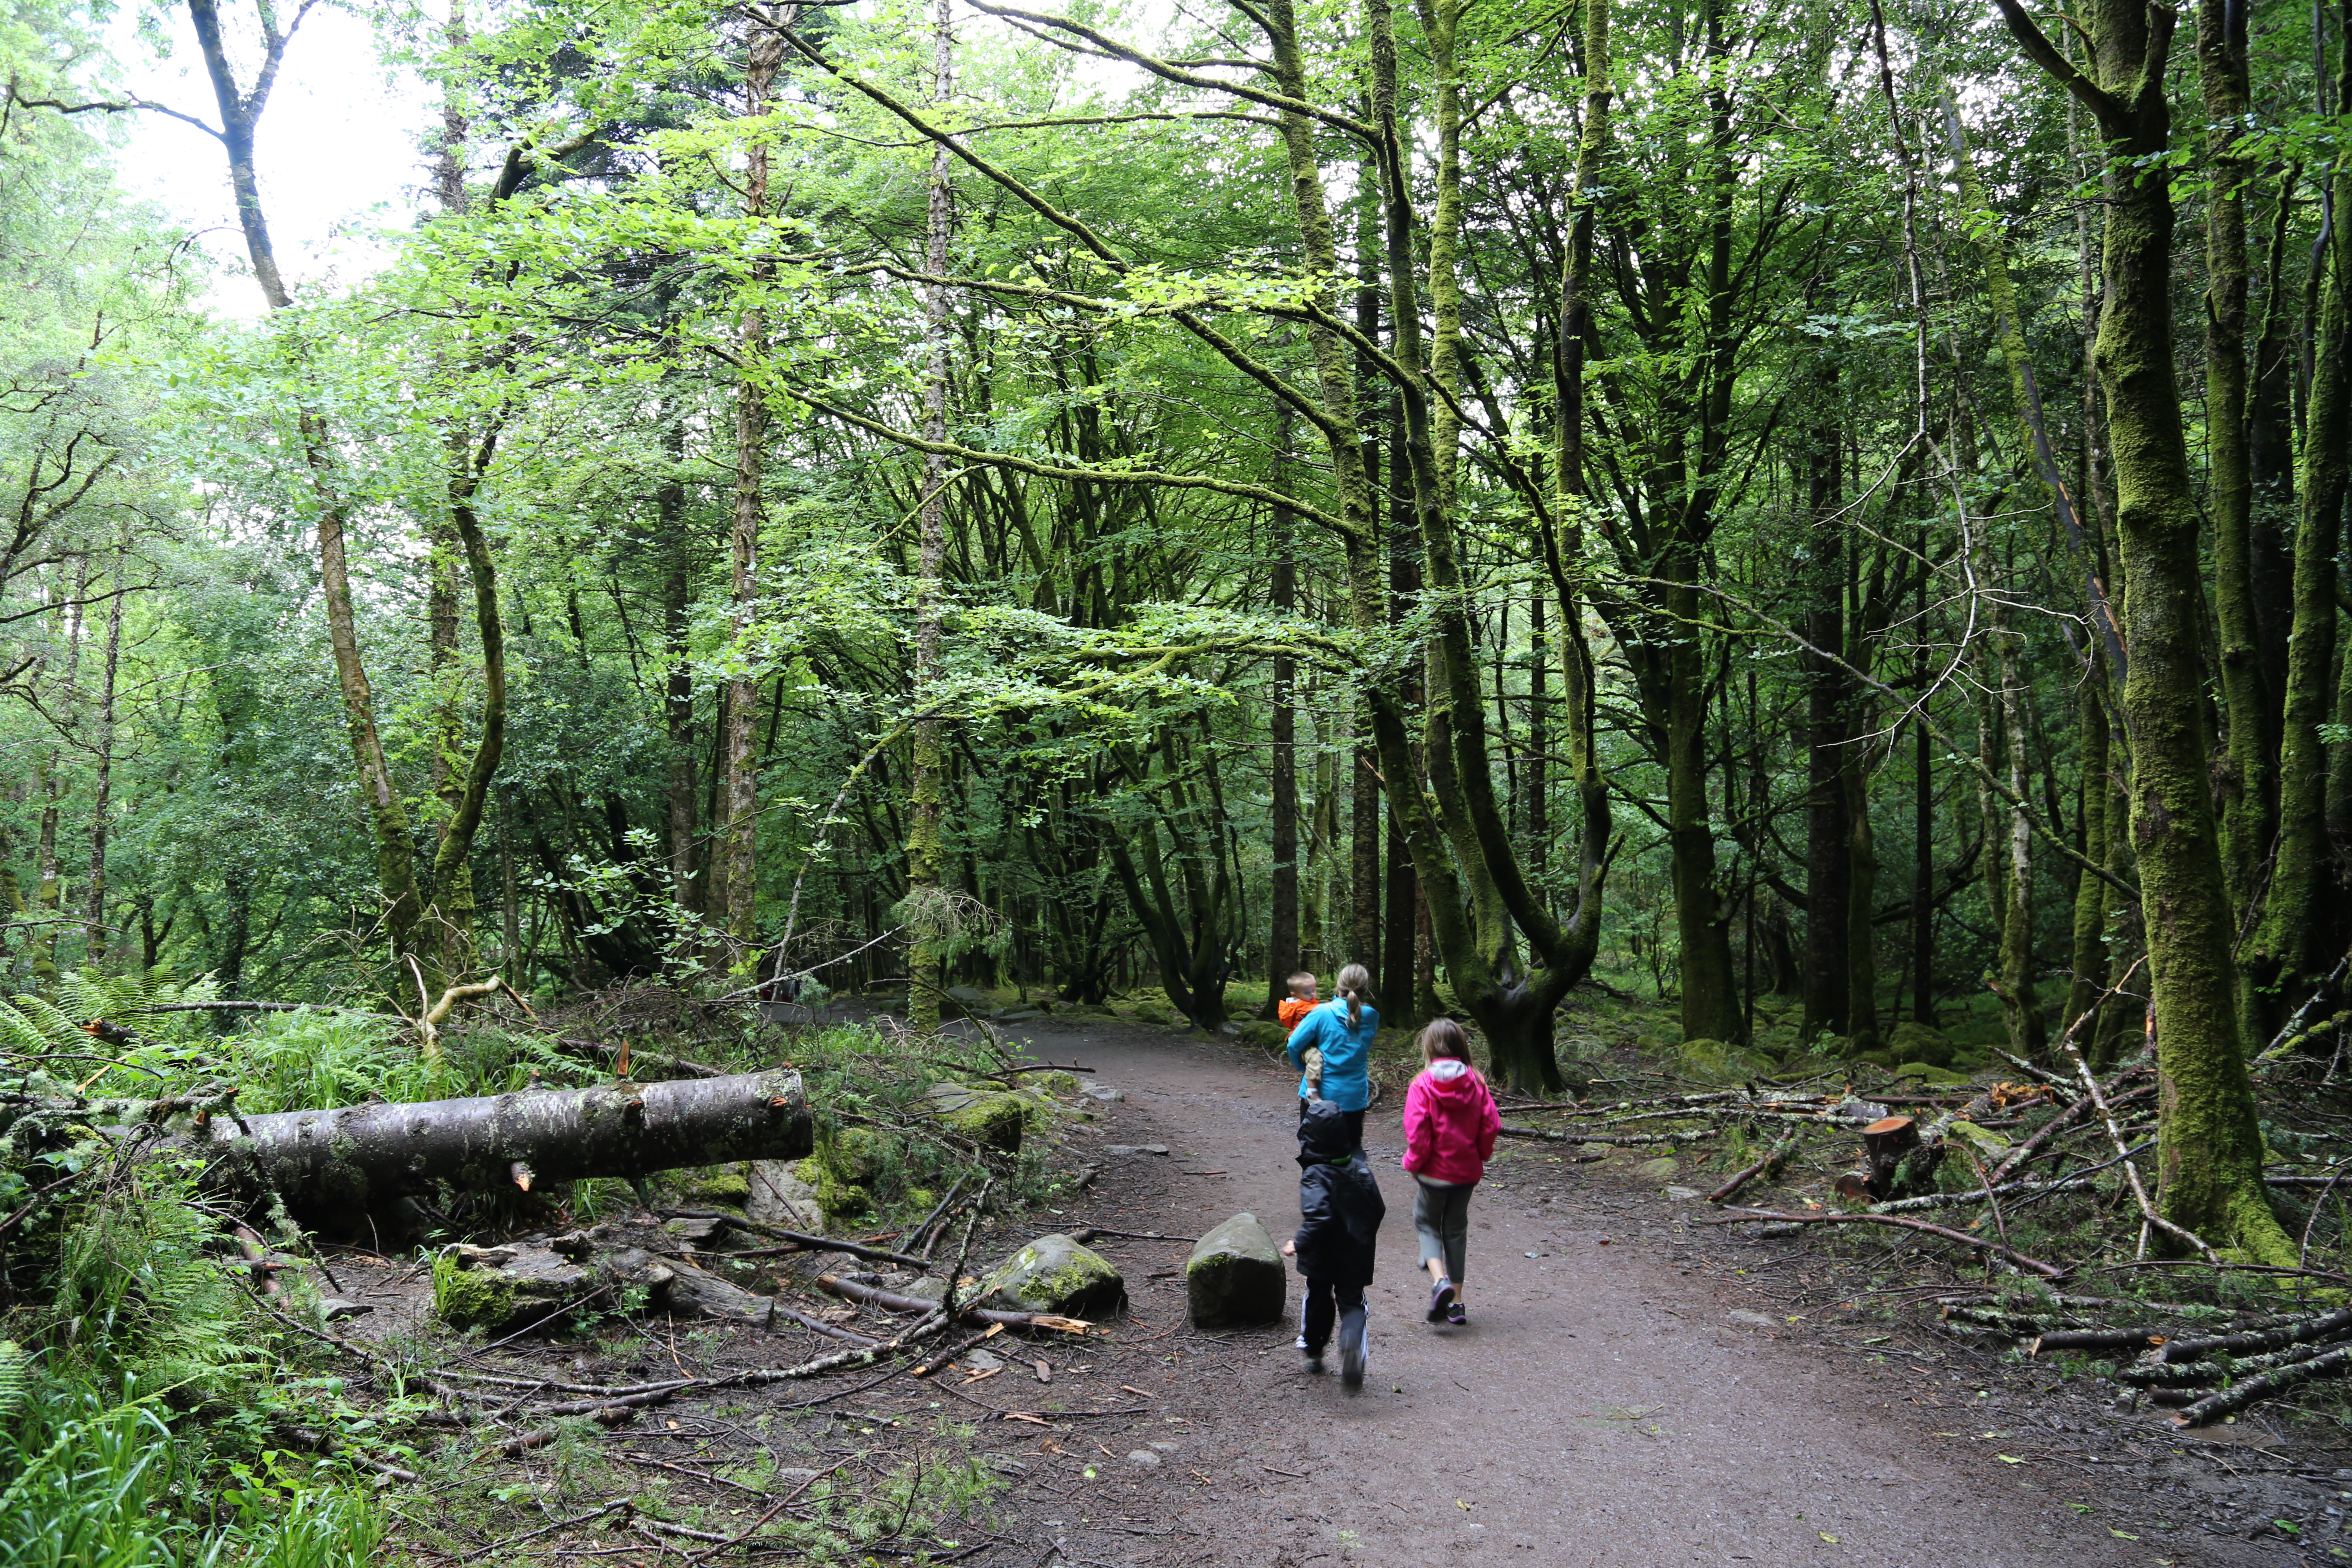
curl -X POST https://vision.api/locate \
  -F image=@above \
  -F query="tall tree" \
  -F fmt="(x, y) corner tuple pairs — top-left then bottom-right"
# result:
(1994, 0), (2297, 1263)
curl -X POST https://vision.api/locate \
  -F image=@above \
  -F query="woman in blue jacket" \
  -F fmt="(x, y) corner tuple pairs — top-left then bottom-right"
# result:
(1286, 963), (1378, 1149)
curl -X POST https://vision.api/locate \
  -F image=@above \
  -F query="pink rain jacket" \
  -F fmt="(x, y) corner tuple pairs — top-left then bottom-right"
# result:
(1401, 1058), (1501, 1186)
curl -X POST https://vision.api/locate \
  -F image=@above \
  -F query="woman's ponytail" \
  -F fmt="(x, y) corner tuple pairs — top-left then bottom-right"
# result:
(1335, 963), (1374, 1030)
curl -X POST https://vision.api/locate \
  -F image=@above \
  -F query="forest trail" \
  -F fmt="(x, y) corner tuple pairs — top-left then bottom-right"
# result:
(995, 1019), (2182, 1568)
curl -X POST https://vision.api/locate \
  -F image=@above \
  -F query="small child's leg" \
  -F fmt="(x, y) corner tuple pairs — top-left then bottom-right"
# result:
(1445, 1187), (1473, 1293)
(1413, 1181), (1458, 1322)
(1336, 1285), (1369, 1389)
(1301, 1275), (1336, 1358)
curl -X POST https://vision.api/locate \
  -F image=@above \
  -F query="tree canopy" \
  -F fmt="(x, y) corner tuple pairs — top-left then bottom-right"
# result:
(6, 0), (2352, 1267)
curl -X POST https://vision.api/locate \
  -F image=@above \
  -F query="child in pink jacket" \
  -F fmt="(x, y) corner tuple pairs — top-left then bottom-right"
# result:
(1400, 1018), (1500, 1327)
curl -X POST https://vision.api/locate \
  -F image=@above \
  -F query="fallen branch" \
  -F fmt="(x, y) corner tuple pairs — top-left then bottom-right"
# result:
(2172, 1339), (2352, 1427)
(1984, 1079), (2153, 1187)
(1702, 1207), (2069, 1279)
(2118, 1337), (2349, 1386)
(555, 1036), (726, 1080)
(2154, 1306), (2352, 1364)
(815, 1273), (1096, 1334)
(1706, 1134), (1801, 1204)
(1868, 1176), (2103, 1216)
(2028, 1326), (2166, 1356)
(486, 1314), (957, 1456)
(1498, 1123), (1718, 1148)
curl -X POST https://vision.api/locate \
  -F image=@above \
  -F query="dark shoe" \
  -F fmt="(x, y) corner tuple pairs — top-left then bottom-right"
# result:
(1338, 1308), (1367, 1391)
(1447, 1298), (1467, 1327)
(1302, 1346), (1326, 1374)
(1427, 1278), (1455, 1323)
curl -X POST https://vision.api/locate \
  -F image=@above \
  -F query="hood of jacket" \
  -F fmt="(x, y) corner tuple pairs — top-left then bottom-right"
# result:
(1296, 1096), (1358, 1166)
(1418, 1059), (1484, 1105)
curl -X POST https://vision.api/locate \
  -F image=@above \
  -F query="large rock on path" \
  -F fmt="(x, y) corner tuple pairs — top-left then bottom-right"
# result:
(982, 1232), (1125, 1315)
(1186, 1212), (1286, 1329)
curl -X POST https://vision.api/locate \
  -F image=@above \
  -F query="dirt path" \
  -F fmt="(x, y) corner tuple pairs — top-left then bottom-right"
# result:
(999, 1019), (2237, 1568)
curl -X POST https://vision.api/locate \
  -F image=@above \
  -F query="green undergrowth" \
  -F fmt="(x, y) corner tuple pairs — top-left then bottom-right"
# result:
(0, 974), (1074, 1562)
(409, 1412), (999, 1562)
(0, 1155), (387, 1567)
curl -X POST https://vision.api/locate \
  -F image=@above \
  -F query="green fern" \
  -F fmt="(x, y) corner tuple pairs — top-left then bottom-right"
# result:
(0, 1001), (50, 1057)
(0, 1342), (23, 1428)
(58, 967), (219, 1043)
(6, 995), (82, 1050)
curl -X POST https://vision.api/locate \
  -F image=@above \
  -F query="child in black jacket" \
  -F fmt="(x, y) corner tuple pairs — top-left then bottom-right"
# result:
(1280, 1097), (1387, 1390)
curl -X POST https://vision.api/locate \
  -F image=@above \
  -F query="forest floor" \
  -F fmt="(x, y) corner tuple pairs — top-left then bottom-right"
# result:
(337, 1013), (2352, 1567)
(960, 1017), (2347, 1568)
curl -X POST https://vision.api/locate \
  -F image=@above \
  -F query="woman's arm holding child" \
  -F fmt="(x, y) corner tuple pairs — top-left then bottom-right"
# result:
(1285, 1007), (1323, 1070)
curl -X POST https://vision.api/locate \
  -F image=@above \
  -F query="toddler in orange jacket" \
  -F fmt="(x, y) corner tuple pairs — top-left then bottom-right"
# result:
(1277, 972), (1320, 1095)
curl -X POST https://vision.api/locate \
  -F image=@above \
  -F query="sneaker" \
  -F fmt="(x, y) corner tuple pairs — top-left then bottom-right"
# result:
(1427, 1278), (1455, 1324)
(1447, 1298), (1467, 1327)
(1338, 1308), (1367, 1391)
(1303, 1350), (1326, 1374)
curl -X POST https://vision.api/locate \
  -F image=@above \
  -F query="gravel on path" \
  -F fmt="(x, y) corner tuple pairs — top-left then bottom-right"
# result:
(999, 1018), (2280, 1568)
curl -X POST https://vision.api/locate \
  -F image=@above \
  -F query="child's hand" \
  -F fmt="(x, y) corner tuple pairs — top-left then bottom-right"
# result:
(1280, 1239), (1296, 1257)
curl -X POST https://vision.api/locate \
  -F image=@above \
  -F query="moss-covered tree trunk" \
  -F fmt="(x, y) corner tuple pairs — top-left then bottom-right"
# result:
(2251, 158), (2349, 1018)
(2195, 0), (2273, 1050)
(2064, 671), (2113, 1038)
(1995, 0), (2295, 1263)
(903, 0), (956, 1031)
(1801, 425), (1850, 1043)
(1998, 622), (2048, 1060)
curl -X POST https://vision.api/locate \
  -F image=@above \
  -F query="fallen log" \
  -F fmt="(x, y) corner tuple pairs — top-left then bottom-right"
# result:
(187, 1069), (810, 1222)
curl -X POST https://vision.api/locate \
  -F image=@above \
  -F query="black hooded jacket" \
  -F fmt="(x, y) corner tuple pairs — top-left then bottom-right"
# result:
(1292, 1098), (1386, 1286)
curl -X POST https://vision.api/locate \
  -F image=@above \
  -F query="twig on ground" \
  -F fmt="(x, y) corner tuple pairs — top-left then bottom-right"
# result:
(1703, 1206), (2069, 1279)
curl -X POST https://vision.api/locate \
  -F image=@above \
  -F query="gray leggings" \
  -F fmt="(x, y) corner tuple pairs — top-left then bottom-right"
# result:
(1413, 1178), (1476, 1283)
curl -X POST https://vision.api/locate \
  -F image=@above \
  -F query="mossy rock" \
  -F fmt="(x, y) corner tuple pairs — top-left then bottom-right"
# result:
(684, 1168), (752, 1207)
(1238, 1020), (1289, 1050)
(1675, 1038), (1775, 1085)
(790, 1157), (869, 1219)
(924, 1082), (1026, 1152)
(983, 1232), (1126, 1316)
(431, 1240), (636, 1333)
(1851, 1050), (1895, 1069)
(1130, 999), (1181, 1027)
(1886, 1021), (1954, 1067)
(799, 1131), (890, 1220)
(1888, 1062), (1969, 1087)
(433, 1250), (521, 1332)
(820, 1127), (892, 1185)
